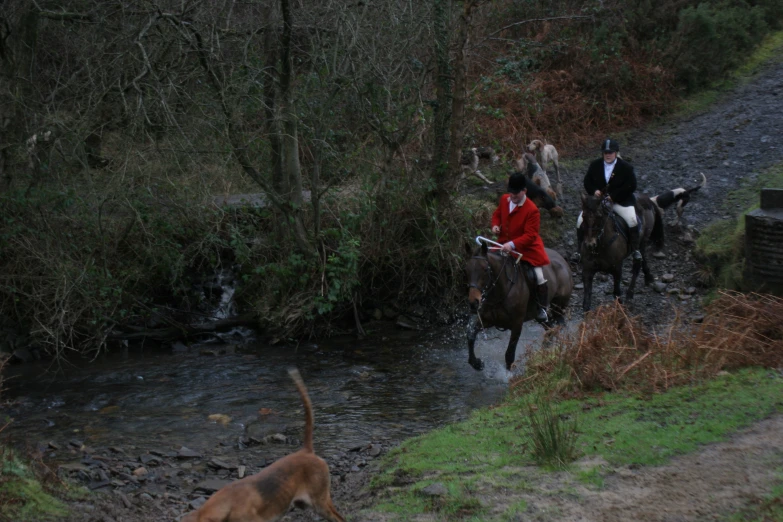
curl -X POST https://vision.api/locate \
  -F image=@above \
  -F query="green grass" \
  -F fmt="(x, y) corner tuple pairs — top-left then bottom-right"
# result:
(0, 445), (84, 521)
(366, 368), (783, 521)
(576, 466), (605, 489)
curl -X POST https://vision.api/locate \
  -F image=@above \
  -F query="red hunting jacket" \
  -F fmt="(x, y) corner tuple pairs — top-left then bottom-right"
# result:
(491, 194), (550, 267)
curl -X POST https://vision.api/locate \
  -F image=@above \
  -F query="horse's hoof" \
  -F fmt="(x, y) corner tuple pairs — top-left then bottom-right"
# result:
(469, 358), (484, 371)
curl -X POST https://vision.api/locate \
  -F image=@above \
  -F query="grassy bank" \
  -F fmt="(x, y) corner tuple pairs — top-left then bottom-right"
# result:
(0, 447), (80, 521)
(695, 160), (783, 289)
(363, 293), (783, 521)
(366, 370), (783, 521)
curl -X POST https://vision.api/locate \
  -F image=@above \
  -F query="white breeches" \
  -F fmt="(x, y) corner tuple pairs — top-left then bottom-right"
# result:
(577, 204), (637, 229)
(533, 266), (546, 285)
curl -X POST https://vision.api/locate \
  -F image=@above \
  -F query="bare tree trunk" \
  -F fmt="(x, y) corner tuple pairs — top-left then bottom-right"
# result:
(448, 1), (477, 183)
(262, 25), (284, 194)
(279, 0), (311, 254)
(431, 0), (452, 204)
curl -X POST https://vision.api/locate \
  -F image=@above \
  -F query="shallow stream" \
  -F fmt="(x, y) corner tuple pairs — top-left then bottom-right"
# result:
(3, 323), (547, 457)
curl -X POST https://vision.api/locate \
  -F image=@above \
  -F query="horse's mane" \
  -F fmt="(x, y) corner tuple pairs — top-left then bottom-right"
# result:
(582, 194), (604, 213)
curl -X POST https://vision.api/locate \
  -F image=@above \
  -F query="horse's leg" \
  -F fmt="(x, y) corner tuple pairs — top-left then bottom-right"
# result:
(505, 325), (522, 371)
(613, 265), (624, 303)
(626, 257), (642, 302)
(582, 269), (596, 312)
(642, 246), (655, 285)
(550, 297), (568, 326)
(466, 315), (484, 371)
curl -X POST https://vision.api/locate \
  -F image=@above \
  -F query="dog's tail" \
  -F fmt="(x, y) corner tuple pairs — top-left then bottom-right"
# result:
(288, 368), (314, 453)
(651, 172), (707, 210)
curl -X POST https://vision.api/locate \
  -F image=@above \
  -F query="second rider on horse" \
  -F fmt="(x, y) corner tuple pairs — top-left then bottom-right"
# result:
(576, 138), (641, 262)
(491, 172), (551, 323)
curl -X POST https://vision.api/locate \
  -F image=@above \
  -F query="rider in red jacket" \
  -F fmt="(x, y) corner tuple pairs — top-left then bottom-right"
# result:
(491, 172), (551, 323)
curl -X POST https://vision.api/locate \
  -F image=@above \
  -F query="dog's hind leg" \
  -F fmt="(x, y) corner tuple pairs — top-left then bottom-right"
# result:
(312, 496), (346, 522)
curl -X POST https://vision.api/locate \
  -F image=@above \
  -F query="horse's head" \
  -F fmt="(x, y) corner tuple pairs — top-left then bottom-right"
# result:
(465, 242), (490, 312)
(581, 193), (610, 251)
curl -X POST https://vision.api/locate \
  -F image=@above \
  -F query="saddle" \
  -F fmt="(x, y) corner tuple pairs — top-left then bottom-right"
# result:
(607, 206), (643, 255)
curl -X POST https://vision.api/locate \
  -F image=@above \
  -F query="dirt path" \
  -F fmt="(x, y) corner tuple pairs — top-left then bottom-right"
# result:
(553, 415), (783, 522)
(554, 55), (783, 325)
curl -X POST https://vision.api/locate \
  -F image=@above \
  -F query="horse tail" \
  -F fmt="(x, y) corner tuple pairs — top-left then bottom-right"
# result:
(650, 206), (665, 251)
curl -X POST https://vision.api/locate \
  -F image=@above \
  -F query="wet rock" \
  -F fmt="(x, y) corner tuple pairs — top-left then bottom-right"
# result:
(207, 458), (236, 471)
(666, 287), (681, 295)
(140, 454), (163, 466)
(132, 467), (148, 477)
(652, 282), (667, 293)
(395, 315), (422, 331)
(177, 447), (202, 459)
(575, 283), (584, 289)
(59, 462), (89, 472)
(661, 273), (675, 283)
(194, 479), (232, 494)
(421, 482), (449, 497)
(113, 490), (132, 509)
(368, 444), (382, 458)
(237, 465), (246, 479)
(685, 286), (697, 295)
(652, 251), (666, 259)
(188, 497), (207, 510)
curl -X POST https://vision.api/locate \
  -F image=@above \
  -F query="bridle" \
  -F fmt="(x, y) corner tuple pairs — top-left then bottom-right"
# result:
(467, 253), (519, 310)
(583, 197), (617, 255)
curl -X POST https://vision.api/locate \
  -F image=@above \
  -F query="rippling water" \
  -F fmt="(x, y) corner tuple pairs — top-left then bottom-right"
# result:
(2, 322), (547, 456)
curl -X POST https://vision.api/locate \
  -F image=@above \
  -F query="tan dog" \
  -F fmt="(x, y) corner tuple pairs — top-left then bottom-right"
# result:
(522, 152), (557, 201)
(527, 139), (562, 194)
(181, 369), (345, 522)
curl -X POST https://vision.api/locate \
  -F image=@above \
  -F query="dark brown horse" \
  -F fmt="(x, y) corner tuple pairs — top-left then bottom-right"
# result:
(579, 194), (664, 311)
(465, 242), (574, 371)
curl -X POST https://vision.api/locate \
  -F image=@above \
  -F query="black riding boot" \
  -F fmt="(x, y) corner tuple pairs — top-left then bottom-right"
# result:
(535, 283), (549, 323)
(629, 224), (642, 261)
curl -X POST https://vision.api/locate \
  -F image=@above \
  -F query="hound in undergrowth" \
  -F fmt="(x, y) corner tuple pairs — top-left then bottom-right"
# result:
(461, 148), (492, 184)
(651, 173), (707, 227)
(522, 152), (557, 201)
(527, 139), (562, 194)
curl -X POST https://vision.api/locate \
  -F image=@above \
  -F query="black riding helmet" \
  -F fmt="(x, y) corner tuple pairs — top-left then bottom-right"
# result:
(601, 139), (620, 153)
(508, 172), (527, 194)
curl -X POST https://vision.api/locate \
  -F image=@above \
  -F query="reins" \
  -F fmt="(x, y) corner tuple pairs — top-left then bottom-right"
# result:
(468, 253), (520, 310)
(584, 198), (621, 255)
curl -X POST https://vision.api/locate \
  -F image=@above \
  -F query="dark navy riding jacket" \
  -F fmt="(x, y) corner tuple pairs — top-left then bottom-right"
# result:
(583, 157), (637, 207)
